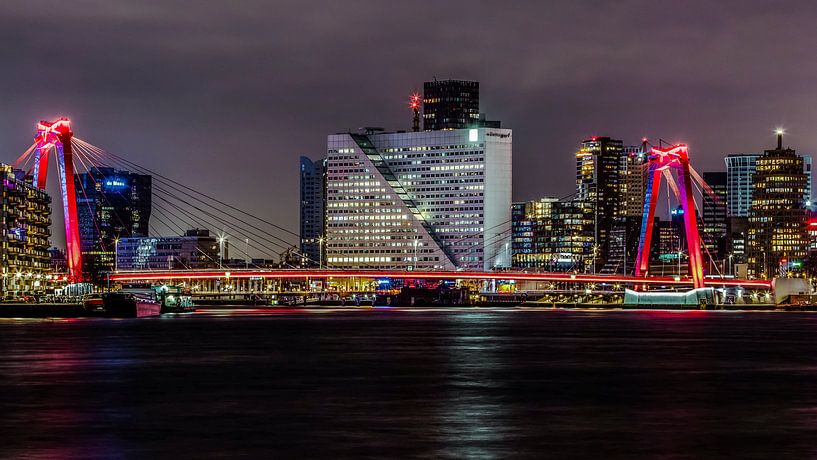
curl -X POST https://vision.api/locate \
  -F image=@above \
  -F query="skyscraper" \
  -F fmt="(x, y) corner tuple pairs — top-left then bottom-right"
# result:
(601, 142), (648, 275)
(725, 154), (761, 217)
(804, 155), (813, 207)
(620, 144), (648, 218)
(422, 80), (480, 131)
(575, 136), (625, 270)
(702, 172), (727, 257)
(725, 152), (811, 216)
(325, 127), (512, 271)
(747, 132), (809, 278)
(299, 156), (326, 267)
(75, 167), (151, 279)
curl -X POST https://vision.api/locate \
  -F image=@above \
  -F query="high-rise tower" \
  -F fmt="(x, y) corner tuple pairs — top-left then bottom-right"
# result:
(725, 154), (761, 217)
(422, 80), (480, 131)
(299, 156), (327, 267)
(747, 131), (809, 278)
(702, 172), (727, 257)
(75, 167), (151, 280)
(576, 136), (625, 271)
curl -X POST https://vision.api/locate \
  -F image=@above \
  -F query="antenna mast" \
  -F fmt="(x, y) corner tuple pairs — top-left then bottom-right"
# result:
(409, 93), (421, 132)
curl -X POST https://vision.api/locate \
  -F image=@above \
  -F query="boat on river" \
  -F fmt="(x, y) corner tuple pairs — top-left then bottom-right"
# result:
(95, 284), (195, 318)
(102, 291), (162, 318)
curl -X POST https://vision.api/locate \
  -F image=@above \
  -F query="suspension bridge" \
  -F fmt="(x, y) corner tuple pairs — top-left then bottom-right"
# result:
(11, 118), (773, 302)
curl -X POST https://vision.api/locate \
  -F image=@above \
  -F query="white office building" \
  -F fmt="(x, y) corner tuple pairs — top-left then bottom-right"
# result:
(325, 128), (512, 271)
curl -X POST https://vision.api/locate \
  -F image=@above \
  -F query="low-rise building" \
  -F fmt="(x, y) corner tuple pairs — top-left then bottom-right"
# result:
(116, 229), (219, 270)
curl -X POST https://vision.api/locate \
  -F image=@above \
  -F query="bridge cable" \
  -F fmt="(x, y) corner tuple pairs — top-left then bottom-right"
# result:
(74, 138), (301, 239)
(74, 141), (311, 261)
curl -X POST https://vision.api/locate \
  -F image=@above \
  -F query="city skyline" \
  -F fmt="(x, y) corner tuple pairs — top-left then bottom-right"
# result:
(6, 4), (817, 458)
(3, 1), (817, 245)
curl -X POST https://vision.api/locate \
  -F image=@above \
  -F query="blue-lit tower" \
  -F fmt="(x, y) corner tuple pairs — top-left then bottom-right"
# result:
(75, 167), (151, 279)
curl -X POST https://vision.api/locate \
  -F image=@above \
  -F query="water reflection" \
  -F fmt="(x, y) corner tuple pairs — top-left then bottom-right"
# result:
(0, 323), (129, 458)
(434, 313), (511, 457)
(1, 309), (817, 457)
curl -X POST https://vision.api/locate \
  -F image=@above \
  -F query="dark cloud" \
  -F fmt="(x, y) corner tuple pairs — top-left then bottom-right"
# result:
(2, 0), (817, 249)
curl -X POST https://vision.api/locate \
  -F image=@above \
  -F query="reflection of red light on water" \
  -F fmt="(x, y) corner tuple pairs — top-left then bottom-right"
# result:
(635, 309), (716, 319)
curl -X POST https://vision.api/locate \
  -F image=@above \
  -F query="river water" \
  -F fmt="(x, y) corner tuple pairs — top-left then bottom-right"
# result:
(1, 307), (817, 458)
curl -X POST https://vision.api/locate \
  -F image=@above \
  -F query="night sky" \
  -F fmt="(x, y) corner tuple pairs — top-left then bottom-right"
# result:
(2, 1), (817, 249)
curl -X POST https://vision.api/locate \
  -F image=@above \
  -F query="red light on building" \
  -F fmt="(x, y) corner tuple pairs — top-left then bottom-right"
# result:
(409, 93), (421, 109)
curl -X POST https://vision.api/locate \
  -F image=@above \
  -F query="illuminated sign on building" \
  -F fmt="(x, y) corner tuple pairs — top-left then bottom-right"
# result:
(105, 179), (128, 188)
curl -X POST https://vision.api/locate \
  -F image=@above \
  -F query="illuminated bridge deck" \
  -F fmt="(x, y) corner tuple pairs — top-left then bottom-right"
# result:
(108, 269), (772, 289)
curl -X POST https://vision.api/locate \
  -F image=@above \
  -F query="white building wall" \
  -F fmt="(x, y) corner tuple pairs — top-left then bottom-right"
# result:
(481, 129), (513, 269)
(325, 128), (512, 271)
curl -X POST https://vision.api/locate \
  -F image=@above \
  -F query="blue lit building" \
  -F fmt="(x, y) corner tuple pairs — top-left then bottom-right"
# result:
(74, 167), (151, 279)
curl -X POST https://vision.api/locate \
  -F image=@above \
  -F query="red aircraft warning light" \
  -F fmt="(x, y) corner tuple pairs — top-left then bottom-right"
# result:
(409, 93), (421, 109)
(409, 93), (421, 132)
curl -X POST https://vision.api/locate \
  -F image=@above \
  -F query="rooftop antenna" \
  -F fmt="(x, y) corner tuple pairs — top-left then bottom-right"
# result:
(409, 93), (421, 132)
(775, 127), (785, 149)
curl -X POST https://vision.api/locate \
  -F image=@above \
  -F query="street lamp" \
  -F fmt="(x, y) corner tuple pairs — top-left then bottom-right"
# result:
(114, 237), (120, 272)
(217, 235), (227, 268)
(414, 239), (420, 269)
(678, 248), (683, 277)
(318, 236), (325, 269)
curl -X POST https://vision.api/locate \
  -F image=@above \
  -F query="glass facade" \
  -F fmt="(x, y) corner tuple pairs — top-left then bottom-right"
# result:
(422, 80), (480, 131)
(725, 154), (760, 218)
(116, 229), (219, 270)
(74, 167), (151, 280)
(702, 171), (727, 256)
(575, 137), (625, 270)
(511, 197), (594, 271)
(299, 156), (326, 267)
